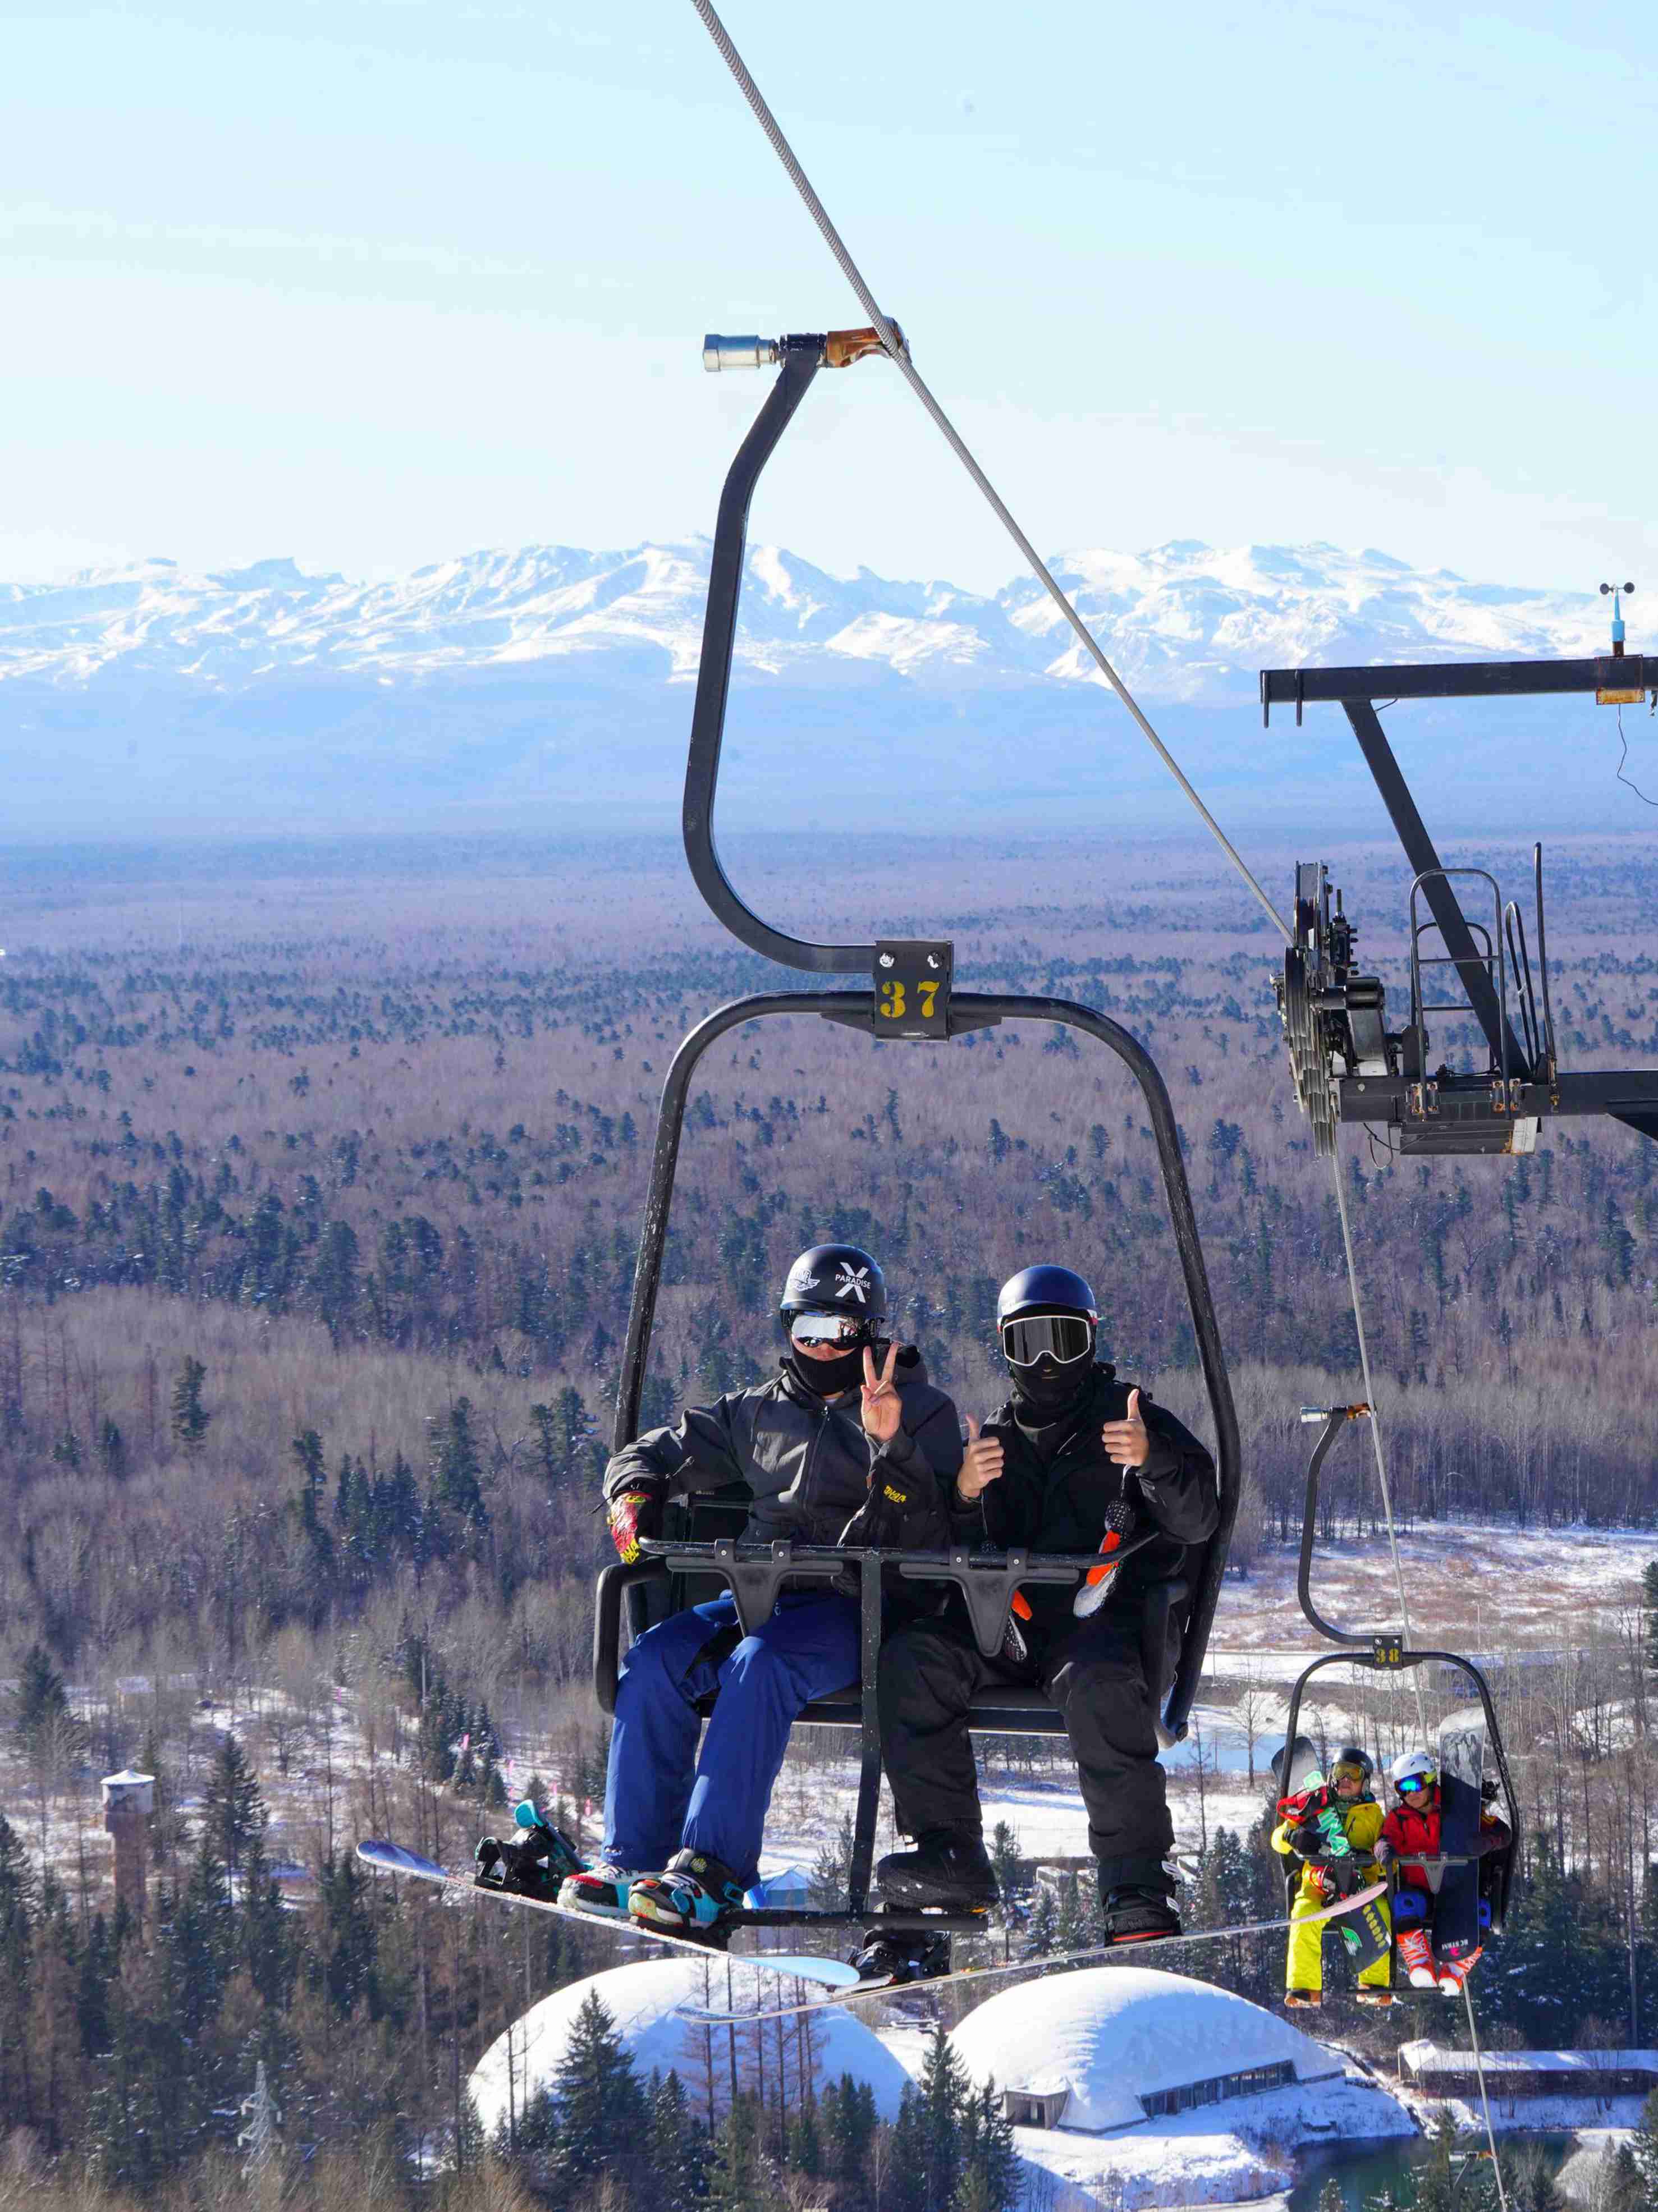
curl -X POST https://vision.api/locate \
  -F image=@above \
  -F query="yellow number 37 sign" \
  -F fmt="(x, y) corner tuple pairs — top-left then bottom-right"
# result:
(873, 942), (952, 1039)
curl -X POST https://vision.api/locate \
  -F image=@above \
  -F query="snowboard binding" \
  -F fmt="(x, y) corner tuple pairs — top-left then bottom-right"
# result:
(848, 1925), (953, 1986)
(475, 1802), (586, 1901)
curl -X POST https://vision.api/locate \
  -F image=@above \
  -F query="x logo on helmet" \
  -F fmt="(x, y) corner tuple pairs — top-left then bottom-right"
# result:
(835, 1263), (872, 1304)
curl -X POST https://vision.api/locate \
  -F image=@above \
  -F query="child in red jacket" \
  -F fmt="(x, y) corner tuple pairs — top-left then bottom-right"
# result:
(1378, 1748), (1510, 1993)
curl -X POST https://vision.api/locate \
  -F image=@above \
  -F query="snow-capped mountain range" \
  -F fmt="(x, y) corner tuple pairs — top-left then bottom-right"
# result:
(0, 540), (1640, 841)
(0, 538), (1620, 701)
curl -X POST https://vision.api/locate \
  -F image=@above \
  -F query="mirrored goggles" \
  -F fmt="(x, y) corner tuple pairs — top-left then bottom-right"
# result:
(787, 1311), (871, 1348)
(1000, 1313), (1094, 1367)
(1396, 1774), (1433, 1795)
(1331, 1764), (1369, 1789)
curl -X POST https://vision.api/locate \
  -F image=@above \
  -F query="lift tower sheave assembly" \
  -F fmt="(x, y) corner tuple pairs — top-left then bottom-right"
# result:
(1261, 637), (1658, 1155)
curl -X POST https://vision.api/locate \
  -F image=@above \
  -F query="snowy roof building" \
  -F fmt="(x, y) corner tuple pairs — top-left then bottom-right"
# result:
(470, 1957), (912, 2138)
(949, 1967), (1343, 2135)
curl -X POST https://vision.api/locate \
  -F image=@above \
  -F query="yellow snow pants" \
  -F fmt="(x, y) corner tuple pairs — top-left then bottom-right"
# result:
(1286, 1870), (1391, 1992)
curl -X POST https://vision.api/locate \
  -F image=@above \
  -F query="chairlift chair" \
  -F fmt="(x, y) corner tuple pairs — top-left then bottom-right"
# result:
(1274, 1404), (1520, 1992)
(589, 327), (1243, 1939)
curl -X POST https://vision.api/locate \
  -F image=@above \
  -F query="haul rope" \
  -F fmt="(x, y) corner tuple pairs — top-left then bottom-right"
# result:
(1330, 1151), (1429, 1740)
(1463, 1973), (1511, 2212)
(685, 0), (1291, 945)
(689, 0), (1427, 1748)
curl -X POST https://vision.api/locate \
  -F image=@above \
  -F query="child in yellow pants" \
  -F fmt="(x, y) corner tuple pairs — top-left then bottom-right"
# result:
(1271, 1745), (1393, 2008)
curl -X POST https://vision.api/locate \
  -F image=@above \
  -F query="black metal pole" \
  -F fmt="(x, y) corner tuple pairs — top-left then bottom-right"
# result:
(682, 345), (874, 974)
(1343, 700), (1526, 1073)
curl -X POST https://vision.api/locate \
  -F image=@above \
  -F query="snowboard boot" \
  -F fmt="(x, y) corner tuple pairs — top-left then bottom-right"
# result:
(557, 1861), (639, 1921)
(848, 1927), (953, 1987)
(875, 1832), (998, 1912)
(1284, 1988), (1321, 2009)
(1354, 1987), (1396, 2008)
(1102, 1885), (1183, 1945)
(1437, 1947), (1482, 1995)
(1396, 1928), (1438, 1990)
(475, 1803), (587, 1901)
(628, 1850), (746, 1945)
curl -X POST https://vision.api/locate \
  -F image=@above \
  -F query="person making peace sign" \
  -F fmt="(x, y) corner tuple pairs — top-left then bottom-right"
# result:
(564, 1243), (963, 1944)
(874, 1264), (1218, 1946)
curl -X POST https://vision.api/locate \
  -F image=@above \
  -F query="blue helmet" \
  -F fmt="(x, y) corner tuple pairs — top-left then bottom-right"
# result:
(996, 1266), (1098, 1328)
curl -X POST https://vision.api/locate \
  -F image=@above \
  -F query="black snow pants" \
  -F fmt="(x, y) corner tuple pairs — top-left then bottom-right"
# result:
(877, 1603), (1174, 1897)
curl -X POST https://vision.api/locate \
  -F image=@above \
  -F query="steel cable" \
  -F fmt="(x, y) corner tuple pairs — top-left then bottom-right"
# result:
(685, 0), (1291, 944)
(689, 0), (1427, 1766)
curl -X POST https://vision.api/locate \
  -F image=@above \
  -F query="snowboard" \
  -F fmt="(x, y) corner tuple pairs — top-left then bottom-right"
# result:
(356, 1837), (1382, 2025)
(687, 1880), (1390, 2023)
(1435, 1710), (1486, 1961)
(356, 1838), (870, 1992)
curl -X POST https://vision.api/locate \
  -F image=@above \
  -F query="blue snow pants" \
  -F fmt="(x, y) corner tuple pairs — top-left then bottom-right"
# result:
(602, 1589), (861, 1890)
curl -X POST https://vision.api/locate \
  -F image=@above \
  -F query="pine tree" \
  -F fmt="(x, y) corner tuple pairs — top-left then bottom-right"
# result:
(1627, 2087), (1658, 2205)
(958, 2079), (1020, 2212)
(648, 2068), (704, 2212)
(884, 2085), (928, 2212)
(203, 1732), (267, 1884)
(0, 1814), (35, 2124)
(1053, 1869), (1092, 1953)
(169, 1828), (234, 2039)
(170, 1356), (209, 1453)
(432, 1396), (488, 1528)
(1645, 1561), (1658, 1676)
(1024, 1883), (1058, 1956)
(706, 2091), (782, 2210)
(917, 2019), (970, 2212)
(549, 1989), (645, 2193)
(1316, 2179), (1346, 2212)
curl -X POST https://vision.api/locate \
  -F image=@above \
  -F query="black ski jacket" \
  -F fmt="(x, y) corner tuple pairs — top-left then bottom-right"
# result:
(602, 1346), (962, 1549)
(949, 1363), (1217, 1635)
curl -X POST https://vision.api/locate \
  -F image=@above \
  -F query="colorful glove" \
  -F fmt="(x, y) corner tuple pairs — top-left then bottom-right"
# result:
(607, 1488), (663, 1564)
(1372, 1837), (1394, 1866)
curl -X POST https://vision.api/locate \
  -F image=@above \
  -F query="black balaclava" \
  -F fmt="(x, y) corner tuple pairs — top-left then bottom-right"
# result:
(1010, 1354), (1094, 1422)
(785, 1341), (866, 1400)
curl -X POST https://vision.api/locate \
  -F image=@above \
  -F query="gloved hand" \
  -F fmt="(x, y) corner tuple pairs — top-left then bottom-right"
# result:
(838, 1464), (924, 1551)
(1323, 1854), (1363, 1898)
(1372, 1837), (1394, 1866)
(607, 1487), (664, 1564)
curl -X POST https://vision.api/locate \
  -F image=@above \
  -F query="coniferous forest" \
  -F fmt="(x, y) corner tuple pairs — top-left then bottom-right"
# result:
(6, 828), (1658, 2208)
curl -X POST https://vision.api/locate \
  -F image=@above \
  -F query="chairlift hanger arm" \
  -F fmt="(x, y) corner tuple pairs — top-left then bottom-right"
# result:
(684, 331), (900, 974)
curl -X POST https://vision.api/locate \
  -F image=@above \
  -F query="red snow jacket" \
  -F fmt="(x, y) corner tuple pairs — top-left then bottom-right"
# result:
(1380, 1798), (1510, 1890)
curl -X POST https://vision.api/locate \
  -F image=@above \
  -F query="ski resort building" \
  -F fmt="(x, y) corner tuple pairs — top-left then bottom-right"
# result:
(950, 1967), (1343, 2135)
(468, 1956), (912, 2138)
(947, 1968), (1413, 2209)
(1400, 2042), (1658, 2102)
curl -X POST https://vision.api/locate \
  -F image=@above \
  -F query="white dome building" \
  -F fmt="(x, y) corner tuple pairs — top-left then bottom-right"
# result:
(949, 1966), (1339, 2134)
(470, 1957), (913, 2138)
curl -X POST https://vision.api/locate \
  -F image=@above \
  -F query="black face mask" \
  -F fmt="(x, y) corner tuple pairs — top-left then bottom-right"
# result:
(1010, 1355), (1093, 1420)
(786, 1344), (865, 1399)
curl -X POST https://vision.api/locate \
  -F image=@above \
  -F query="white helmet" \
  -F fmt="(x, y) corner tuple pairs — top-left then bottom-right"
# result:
(1389, 1749), (1437, 1794)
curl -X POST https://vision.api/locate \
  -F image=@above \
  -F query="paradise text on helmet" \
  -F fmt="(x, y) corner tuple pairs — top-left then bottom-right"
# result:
(781, 1244), (887, 1330)
(780, 1243), (887, 1399)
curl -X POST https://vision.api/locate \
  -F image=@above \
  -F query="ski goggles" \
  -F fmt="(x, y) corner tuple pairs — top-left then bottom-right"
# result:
(1000, 1313), (1094, 1367)
(787, 1310), (872, 1347)
(1395, 1774), (1435, 1796)
(1331, 1763), (1370, 1788)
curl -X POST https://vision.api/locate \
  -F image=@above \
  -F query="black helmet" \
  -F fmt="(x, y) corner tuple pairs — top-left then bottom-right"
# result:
(780, 1244), (887, 1344)
(996, 1265), (1098, 1371)
(1331, 1745), (1373, 1788)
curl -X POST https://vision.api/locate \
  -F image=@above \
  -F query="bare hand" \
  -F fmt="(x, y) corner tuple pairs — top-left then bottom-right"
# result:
(956, 1414), (1004, 1502)
(1100, 1387), (1151, 1469)
(860, 1342), (903, 1444)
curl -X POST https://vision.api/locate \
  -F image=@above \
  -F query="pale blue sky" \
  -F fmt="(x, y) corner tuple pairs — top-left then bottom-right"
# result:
(3, 1), (1653, 593)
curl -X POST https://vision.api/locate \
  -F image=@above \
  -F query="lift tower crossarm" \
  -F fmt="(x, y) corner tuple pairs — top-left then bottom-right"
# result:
(1260, 654), (1650, 711)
